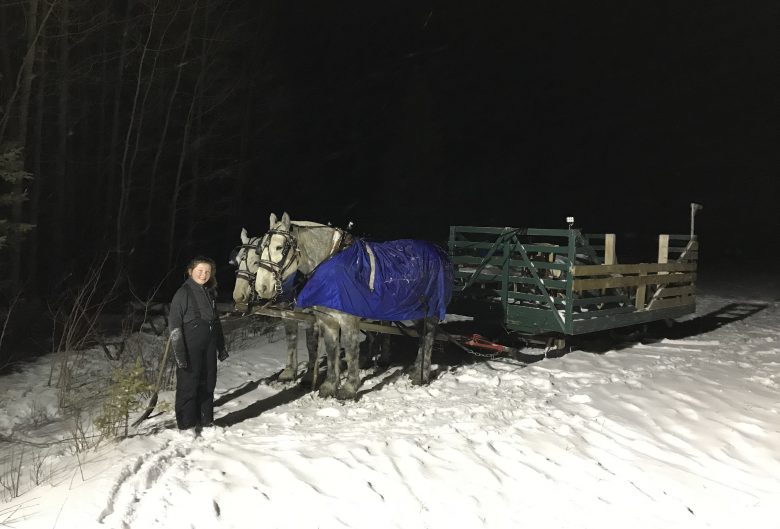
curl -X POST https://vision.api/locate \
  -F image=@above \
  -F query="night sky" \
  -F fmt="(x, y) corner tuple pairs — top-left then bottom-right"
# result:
(229, 0), (778, 270)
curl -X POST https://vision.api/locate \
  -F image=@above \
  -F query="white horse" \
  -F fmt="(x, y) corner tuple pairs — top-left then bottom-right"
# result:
(230, 228), (318, 383)
(254, 212), (447, 400)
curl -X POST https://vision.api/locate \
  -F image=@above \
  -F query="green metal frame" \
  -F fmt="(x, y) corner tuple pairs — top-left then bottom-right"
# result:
(448, 226), (697, 337)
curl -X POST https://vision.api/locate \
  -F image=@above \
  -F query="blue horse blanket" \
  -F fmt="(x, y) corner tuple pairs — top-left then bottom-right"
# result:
(294, 239), (453, 321)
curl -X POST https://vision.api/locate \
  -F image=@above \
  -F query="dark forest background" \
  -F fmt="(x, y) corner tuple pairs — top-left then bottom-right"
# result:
(0, 0), (777, 360)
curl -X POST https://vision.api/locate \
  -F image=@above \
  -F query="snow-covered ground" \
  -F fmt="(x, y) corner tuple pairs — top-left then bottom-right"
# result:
(1, 274), (779, 529)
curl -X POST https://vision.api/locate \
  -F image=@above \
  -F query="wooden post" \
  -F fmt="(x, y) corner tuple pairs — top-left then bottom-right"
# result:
(635, 285), (647, 310)
(649, 234), (670, 310)
(658, 235), (669, 264)
(604, 234), (616, 265)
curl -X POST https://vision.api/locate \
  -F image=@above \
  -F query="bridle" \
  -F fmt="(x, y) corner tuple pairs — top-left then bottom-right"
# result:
(229, 237), (263, 303)
(255, 221), (355, 301)
(256, 226), (299, 300)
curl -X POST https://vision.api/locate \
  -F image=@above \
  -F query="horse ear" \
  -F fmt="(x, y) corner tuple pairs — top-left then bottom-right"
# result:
(269, 213), (277, 228)
(240, 228), (249, 244)
(281, 212), (291, 229)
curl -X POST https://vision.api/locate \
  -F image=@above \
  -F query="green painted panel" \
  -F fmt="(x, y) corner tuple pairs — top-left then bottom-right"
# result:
(451, 226), (520, 235)
(505, 291), (567, 306)
(570, 304), (695, 334)
(506, 305), (566, 334)
(526, 228), (574, 237)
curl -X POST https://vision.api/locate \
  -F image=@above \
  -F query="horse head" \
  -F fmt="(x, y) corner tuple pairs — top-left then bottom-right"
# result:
(230, 227), (263, 305)
(254, 212), (300, 300)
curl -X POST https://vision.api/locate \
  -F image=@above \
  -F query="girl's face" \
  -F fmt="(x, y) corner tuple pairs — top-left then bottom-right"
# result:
(190, 263), (213, 285)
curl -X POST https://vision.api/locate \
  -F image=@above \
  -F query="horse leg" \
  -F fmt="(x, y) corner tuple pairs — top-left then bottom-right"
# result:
(359, 332), (376, 369)
(377, 333), (392, 367)
(300, 321), (319, 386)
(411, 317), (437, 385)
(336, 317), (361, 400)
(278, 319), (299, 382)
(317, 315), (341, 398)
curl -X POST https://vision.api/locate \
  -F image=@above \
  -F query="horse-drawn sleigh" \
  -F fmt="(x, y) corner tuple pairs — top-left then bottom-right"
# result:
(229, 205), (702, 401)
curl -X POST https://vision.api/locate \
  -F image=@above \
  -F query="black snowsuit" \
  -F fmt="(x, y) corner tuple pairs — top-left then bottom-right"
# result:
(169, 278), (226, 429)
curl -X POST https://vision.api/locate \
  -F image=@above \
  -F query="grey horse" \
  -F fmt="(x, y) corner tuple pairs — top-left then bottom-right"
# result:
(253, 212), (444, 400)
(231, 228), (318, 383)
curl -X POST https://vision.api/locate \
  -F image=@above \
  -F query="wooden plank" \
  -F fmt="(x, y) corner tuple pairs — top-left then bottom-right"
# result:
(572, 294), (630, 306)
(571, 305), (637, 320)
(651, 285), (695, 299)
(572, 262), (696, 276)
(645, 295), (695, 311)
(572, 272), (696, 291)
(678, 239), (699, 262)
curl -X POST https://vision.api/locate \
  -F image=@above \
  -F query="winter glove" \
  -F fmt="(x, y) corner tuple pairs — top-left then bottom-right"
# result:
(170, 327), (189, 369)
(218, 348), (229, 362)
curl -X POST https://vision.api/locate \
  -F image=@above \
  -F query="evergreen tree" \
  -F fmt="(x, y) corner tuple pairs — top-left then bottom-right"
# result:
(0, 144), (34, 291)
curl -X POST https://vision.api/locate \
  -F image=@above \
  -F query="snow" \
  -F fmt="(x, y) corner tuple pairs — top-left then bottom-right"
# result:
(1, 278), (779, 529)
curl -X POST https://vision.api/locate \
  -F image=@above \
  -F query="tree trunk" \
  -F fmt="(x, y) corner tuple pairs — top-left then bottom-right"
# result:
(167, 80), (198, 268)
(53, 0), (69, 272)
(185, 5), (209, 249)
(28, 34), (47, 288)
(105, 0), (133, 245)
(95, 29), (109, 245)
(9, 0), (40, 290)
(115, 0), (159, 259)
(0, 5), (14, 105)
(144, 0), (195, 238)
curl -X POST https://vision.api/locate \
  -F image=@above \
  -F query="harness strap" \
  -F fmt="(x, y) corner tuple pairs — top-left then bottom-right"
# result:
(365, 243), (377, 292)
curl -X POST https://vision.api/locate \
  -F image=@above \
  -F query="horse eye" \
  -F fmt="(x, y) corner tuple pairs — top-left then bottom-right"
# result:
(275, 245), (283, 251)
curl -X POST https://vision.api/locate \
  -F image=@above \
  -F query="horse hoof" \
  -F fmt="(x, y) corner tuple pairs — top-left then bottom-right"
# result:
(318, 381), (337, 398)
(336, 387), (358, 400)
(278, 368), (296, 382)
(409, 371), (429, 386)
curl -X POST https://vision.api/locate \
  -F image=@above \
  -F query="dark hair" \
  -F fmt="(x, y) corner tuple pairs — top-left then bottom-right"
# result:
(186, 255), (218, 289)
